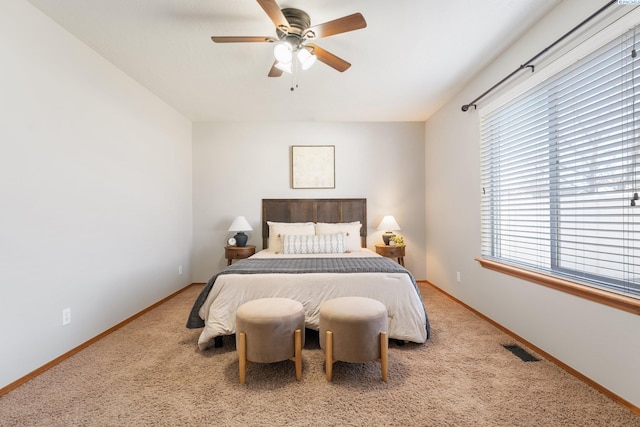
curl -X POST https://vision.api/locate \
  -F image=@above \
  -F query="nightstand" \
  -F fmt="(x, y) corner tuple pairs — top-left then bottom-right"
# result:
(225, 245), (256, 265)
(375, 244), (405, 267)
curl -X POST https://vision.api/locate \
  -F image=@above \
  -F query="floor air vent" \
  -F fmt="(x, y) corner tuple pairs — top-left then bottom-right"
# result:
(502, 344), (540, 362)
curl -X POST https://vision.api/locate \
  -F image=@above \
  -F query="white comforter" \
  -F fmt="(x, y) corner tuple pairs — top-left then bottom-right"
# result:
(196, 249), (428, 350)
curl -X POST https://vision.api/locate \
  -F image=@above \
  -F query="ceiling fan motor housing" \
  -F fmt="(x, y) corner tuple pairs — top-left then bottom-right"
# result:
(277, 8), (312, 41)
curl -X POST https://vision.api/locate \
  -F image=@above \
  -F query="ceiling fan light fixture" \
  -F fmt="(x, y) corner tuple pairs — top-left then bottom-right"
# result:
(297, 47), (317, 70)
(273, 42), (293, 63)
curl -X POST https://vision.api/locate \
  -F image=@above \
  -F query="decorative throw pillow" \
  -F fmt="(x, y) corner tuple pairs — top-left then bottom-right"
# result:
(267, 222), (315, 253)
(315, 221), (362, 252)
(282, 233), (347, 254)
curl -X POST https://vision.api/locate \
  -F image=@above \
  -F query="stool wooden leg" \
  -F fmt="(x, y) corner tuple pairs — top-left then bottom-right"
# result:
(293, 329), (302, 380)
(325, 330), (333, 382)
(380, 331), (388, 382)
(238, 332), (247, 384)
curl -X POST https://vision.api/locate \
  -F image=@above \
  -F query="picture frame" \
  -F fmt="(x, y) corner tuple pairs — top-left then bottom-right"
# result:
(291, 145), (335, 189)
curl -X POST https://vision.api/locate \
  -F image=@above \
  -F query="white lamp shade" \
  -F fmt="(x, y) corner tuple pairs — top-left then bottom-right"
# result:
(377, 215), (401, 231)
(274, 42), (293, 63)
(297, 48), (317, 70)
(228, 216), (253, 232)
(275, 61), (292, 74)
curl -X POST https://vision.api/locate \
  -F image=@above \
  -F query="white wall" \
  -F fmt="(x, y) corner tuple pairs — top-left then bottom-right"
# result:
(0, 1), (193, 389)
(192, 121), (426, 282)
(425, 0), (640, 407)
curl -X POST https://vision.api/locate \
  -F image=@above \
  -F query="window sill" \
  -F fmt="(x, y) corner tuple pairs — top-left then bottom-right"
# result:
(475, 258), (640, 315)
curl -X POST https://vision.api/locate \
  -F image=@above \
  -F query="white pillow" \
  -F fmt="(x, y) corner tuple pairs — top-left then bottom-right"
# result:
(282, 233), (347, 254)
(315, 221), (362, 252)
(267, 221), (315, 253)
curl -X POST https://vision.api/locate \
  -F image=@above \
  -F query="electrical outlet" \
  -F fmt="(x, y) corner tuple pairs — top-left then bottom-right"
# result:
(178, 265), (183, 275)
(62, 308), (71, 326)
(456, 272), (461, 283)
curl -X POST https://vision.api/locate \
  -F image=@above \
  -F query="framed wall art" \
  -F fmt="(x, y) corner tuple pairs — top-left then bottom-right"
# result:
(291, 145), (335, 189)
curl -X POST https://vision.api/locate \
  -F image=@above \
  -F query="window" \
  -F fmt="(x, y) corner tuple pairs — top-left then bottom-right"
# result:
(480, 24), (640, 303)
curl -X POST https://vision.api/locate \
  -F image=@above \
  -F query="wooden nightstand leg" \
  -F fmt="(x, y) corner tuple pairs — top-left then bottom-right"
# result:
(398, 257), (404, 267)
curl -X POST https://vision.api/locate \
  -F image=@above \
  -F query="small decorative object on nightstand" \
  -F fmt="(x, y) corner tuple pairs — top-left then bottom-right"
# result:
(375, 244), (405, 267)
(376, 215), (401, 245)
(389, 235), (404, 247)
(228, 216), (253, 247)
(225, 245), (256, 265)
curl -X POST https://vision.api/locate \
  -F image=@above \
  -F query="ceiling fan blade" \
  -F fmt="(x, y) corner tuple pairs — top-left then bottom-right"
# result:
(268, 61), (283, 77)
(211, 36), (276, 43)
(307, 44), (351, 72)
(256, 0), (290, 31)
(305, 13), (366, 39)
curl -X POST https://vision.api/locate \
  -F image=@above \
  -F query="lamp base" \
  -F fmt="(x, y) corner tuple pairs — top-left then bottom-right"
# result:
(234, 232), (248, 247)
(382, 232), (395, 246)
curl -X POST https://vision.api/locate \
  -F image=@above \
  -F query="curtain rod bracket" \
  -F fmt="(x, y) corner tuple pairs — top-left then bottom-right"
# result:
(461, 104), (477, 112)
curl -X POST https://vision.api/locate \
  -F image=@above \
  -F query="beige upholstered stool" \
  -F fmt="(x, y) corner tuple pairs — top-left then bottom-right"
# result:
(235, 298), (305, 384)
(319, 297), (389, 382)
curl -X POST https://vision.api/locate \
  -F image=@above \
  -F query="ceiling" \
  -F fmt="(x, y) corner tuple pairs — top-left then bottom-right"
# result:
(26, 0), (562, 122)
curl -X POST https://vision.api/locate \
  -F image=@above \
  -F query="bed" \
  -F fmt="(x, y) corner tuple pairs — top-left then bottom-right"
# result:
(186, 198), (430, 350)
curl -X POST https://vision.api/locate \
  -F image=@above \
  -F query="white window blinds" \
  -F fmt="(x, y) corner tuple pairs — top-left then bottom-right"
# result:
(480, 24), (640, 298)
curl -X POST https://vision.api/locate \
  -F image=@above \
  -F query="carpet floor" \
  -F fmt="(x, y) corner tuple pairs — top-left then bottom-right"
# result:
(1, 283), (638, 426)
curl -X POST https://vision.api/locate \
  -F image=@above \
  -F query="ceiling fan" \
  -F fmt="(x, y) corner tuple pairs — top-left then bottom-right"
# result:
(211, 0), (367, 77)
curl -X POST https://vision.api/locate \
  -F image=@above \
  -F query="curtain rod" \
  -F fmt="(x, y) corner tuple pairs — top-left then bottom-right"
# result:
(461, 0), (618, 112)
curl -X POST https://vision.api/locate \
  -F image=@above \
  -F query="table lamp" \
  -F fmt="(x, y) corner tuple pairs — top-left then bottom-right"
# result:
(228, 216), (252, 247)
(377, 215), (401, 245)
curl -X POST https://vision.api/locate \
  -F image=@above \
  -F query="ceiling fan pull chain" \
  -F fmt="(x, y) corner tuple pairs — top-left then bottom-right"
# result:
(291, 52), (299, 91)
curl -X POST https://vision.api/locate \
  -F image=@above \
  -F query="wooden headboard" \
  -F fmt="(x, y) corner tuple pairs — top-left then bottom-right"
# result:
(262, 198), (367, 249)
